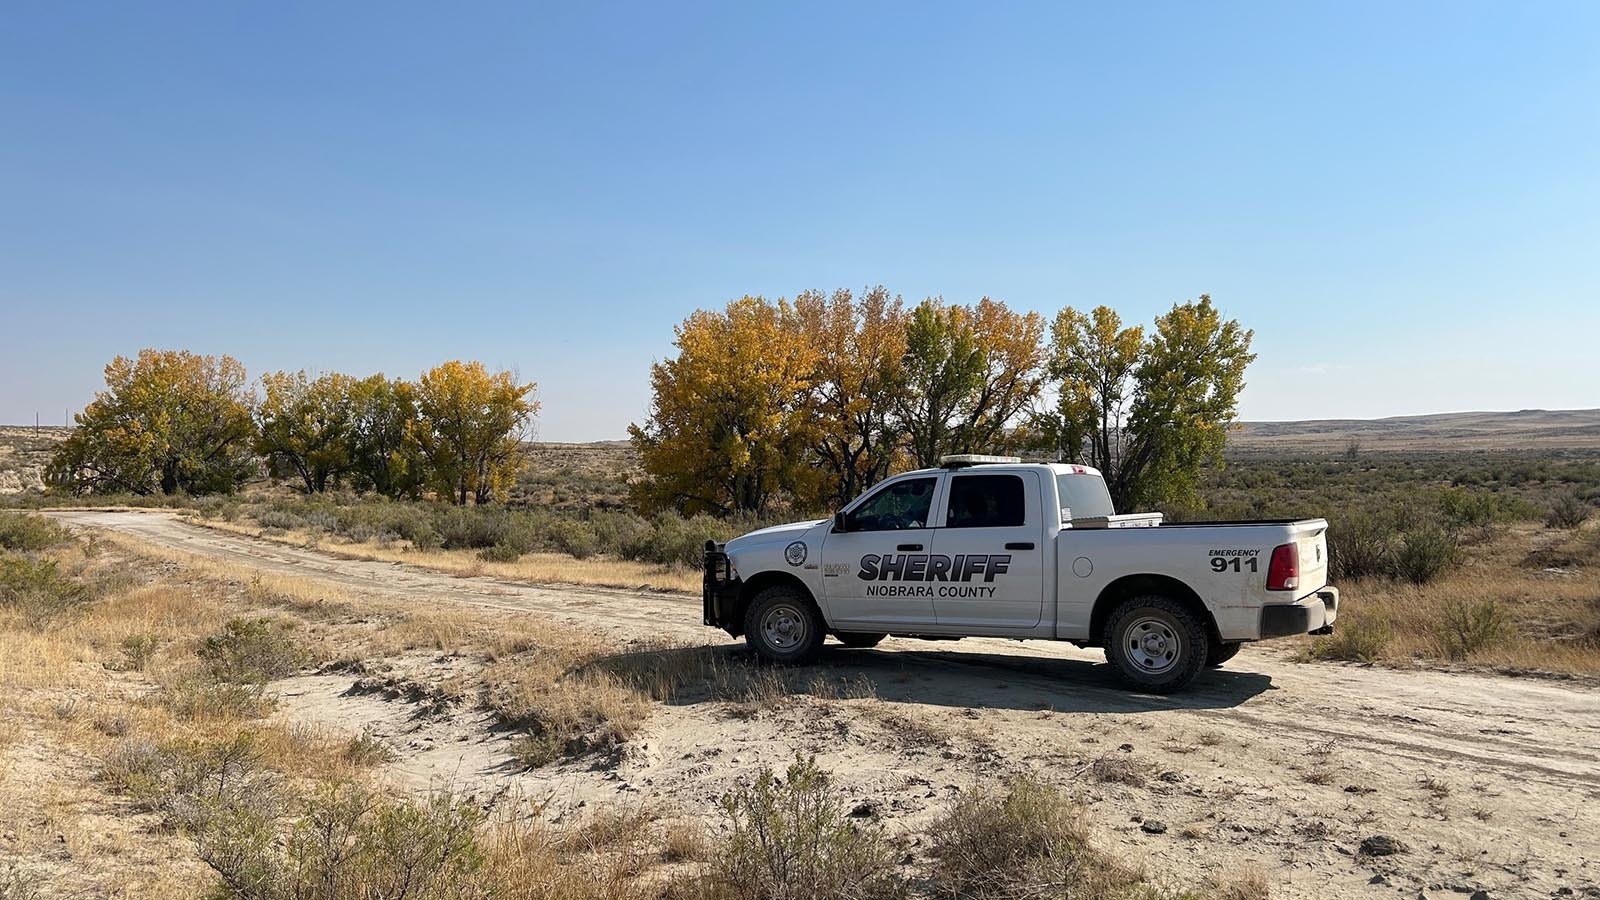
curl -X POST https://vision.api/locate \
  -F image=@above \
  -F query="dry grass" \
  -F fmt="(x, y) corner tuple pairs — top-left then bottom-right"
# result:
(1301, 521), (1600, 674)
(484, 638), (877, 768)
(1087, 755), (1148, 787)
(194, 516), (701, 592)
(0, 518), (711, 898)
(929, 776), (1267, 900)
(1, 511), (1257, 900)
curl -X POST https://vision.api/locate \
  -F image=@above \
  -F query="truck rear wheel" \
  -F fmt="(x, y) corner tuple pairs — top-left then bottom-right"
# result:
(1103, 595), (1210, 693)
(743, 585), (825, 665)
(1207, 641), (1243, 668)
(835, 632), (886, 648)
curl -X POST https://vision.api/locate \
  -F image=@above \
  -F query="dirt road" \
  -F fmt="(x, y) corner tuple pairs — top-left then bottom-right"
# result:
(53, 510), (1600, 899)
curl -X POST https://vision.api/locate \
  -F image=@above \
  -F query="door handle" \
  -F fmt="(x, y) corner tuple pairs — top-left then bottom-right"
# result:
(897, 543), (923, 551)
(1005, 542), (1035, 550)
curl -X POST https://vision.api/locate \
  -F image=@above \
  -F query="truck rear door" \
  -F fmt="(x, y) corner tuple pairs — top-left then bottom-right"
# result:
(929, 470), (1046, 629)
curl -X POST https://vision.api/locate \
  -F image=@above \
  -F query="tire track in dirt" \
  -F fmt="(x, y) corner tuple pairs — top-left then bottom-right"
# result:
(51, 510), (1600, 788)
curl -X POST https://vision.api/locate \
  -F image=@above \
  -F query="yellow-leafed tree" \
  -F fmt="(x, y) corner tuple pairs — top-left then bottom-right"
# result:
(630, 296), (818, 515)
(794, 286), (909, 508)
(412, 361), (538, 505)
(47, 349), (256, 495)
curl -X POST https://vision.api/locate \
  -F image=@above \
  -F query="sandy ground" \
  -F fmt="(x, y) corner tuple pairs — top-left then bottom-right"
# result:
(47, 510), (1600, 900)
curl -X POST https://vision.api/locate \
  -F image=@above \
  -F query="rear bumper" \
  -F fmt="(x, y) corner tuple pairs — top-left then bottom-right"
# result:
(702, 542), (742, 633)
(1259, 587), (1339, 639)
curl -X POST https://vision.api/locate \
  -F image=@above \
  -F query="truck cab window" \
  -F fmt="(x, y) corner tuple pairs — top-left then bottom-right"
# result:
(945, 475), (1026, 528)
(848, 477), (936, 531)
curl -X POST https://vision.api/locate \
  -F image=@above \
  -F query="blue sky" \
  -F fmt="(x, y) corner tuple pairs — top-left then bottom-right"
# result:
(3, 2), (1598, 440)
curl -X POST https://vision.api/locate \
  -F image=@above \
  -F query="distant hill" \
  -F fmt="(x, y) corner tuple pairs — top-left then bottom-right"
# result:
(1230, 409), (1600, 453)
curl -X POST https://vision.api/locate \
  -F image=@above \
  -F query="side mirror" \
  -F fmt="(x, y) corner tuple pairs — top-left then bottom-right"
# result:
(832, 511), (850, 533)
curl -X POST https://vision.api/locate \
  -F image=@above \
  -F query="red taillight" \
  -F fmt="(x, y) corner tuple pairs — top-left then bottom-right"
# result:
(1266, 543), (1299, 592)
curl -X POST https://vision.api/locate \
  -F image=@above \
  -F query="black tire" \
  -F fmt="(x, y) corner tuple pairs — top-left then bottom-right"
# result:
(1207, 641), (1243, 668)
(835, 632), (886, 649)
(743, 585), (825, 665)
(1102, 595), (1210, 693)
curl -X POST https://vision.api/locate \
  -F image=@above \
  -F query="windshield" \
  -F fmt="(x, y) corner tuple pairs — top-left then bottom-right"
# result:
(1056, 473), (1115, 520)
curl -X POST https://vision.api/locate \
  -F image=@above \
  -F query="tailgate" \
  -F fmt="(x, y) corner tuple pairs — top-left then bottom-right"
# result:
(1291, 520), (1330, 597)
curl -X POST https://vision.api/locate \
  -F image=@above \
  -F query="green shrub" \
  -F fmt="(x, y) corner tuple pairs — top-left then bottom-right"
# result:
(331, 502), (438, 547)
(1300, 613), (1392, 663)
(930, 776), (1150, 900)
(545, 518), (600, 559)
(436, 507), (509, 550)
(0, 862), (42, 900)
(1394, 524), (1459, 585)
(0, 555), (91, 620)
(254, 508), (306, 532)
(101, 732), (282, 832)
(197, 782), (487, 900)
(1438, 599), (1506, 660)
(590, 511), (655, 557)
(477, 543), (523, 563)
(340, 733), (397, 767)
(0, 512), (71, 551)
(198, 618), (307, 684)
(156, 679), (276, 720)
(497, 515), (541, 555)
(705, 756), (901, 900)
(1547, 494), (1592, 530)
(1326, 512), (1395, 580)
(118, 633), (162, 671)
(620, 513), (734, 567)
(510, 731), (564, 769)
(191, 495), (242, 521)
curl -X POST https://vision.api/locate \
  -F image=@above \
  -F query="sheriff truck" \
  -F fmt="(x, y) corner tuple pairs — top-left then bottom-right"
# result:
(702, 455), (1339, 692)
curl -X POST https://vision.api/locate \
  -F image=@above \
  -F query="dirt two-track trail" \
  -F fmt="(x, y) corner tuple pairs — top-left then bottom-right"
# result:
(52, 510), (1600, 899)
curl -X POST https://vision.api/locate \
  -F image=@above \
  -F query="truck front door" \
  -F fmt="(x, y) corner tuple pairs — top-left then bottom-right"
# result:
(930, 471), (1045, 629)
(820, 474), (943, 630)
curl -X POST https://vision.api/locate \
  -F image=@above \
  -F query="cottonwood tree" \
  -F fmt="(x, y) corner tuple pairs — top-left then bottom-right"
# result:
(347, 375), (425, 499)
(48, 350), (256, 495)
(1043, 295), (1255, 511)
(630, 296), (817, 515)
(794, 286), (908, 508)
(255, 371), (358, 493)
(897, 298), (1046, 466)
(412, 361), (538, 505)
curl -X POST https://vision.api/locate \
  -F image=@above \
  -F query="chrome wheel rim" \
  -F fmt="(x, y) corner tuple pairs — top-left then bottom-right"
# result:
(1125, 615), (1181, 675)
(760, 603), (809, 651)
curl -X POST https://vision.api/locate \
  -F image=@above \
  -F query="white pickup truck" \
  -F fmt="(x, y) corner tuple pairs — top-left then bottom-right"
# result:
(702, 455), (1339, 692)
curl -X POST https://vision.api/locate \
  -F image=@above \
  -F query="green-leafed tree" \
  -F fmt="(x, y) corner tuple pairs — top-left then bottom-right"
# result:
(896, 298), (1046, 467)
(255, 371), (358, 493)
(47, 350), (257, 496)
(1042, 295), (1255, 512)
(347, 375), (426, 499)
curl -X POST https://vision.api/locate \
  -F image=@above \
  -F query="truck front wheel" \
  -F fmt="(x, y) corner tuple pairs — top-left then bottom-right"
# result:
(1103, 596), (1210, 693)
(835, 632), (886, 648)
(743, 585), (825, 665)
